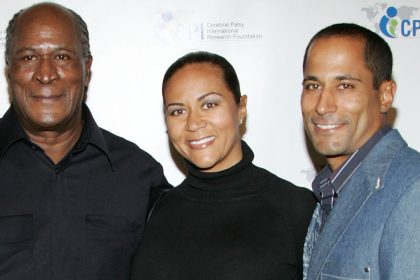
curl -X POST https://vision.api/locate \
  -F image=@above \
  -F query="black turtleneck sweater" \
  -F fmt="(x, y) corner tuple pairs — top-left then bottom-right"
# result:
(130, 142), (316, 280)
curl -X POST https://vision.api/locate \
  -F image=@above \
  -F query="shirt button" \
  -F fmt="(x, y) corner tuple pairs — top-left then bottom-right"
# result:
(364, 266), (371, 273)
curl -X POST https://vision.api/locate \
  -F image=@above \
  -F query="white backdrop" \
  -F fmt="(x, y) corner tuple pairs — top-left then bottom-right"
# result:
(1, 0), (419, 188)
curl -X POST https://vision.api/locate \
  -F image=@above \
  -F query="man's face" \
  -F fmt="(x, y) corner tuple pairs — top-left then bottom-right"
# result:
(301, 36), (394, 170)
(7, 5), (92, 133)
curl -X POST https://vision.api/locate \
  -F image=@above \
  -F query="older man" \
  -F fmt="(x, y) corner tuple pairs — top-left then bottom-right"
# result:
(0, 3), (170, 279)
(301, 23), (420, 280)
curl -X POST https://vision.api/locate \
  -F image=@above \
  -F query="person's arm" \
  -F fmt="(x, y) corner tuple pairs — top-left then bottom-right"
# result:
(147, 164), (173, 217)
(379, 177), (420, 279)
(288, 187), (317, 279)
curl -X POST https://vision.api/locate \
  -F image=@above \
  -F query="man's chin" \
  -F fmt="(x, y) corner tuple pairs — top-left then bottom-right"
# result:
(28, 116), (67, 132)
(313, 143), (346, 157)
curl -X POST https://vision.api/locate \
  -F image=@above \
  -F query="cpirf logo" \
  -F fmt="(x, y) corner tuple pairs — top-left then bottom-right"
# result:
(0, 28), (6, 50)
(380, 7), (398, 38)
(362, 3), (420, 38)
(154, 10), (263, 43)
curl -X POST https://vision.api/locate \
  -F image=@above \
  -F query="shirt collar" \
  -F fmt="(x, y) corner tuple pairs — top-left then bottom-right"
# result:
(312, 126), (391, 203)
(75, 103), (114, 170)
(0, 103), (113, 170)
(0, 106), (27, 158)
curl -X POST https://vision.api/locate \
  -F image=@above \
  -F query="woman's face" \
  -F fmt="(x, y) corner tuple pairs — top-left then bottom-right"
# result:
(164, 63), (246, 172)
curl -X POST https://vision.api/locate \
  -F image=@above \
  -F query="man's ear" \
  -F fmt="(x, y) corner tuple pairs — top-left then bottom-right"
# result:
(84, 55), (93, 87)
(379, 80), (396, 113)
(5, 65), (13, 103)
(5, 64), (10, 82)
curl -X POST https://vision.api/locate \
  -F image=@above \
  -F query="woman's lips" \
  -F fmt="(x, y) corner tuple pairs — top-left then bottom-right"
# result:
(188, 136), (215, 149)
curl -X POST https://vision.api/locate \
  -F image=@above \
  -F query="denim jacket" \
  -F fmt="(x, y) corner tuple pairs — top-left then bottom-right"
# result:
(303, 129), (420, 280)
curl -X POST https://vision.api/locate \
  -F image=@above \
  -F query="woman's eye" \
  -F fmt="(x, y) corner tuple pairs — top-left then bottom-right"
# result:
(202, 102), (217, 110)
(169, 109), (185, 116)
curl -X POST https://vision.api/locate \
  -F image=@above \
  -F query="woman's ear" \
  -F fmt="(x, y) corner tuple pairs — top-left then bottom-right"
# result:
(238, 95), (247, 125)
(379, 80), (396, 114)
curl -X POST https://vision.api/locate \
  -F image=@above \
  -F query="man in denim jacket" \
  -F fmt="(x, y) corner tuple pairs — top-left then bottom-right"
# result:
(301, 23), (420, 280)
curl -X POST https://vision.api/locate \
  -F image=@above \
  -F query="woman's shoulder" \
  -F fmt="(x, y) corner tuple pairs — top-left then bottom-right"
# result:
(252, 164), (316, 207)
(251, 164), (308, 190)
(148, 181), (188, 212)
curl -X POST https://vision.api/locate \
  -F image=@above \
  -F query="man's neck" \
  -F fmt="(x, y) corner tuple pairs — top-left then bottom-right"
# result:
(327, 154), (351, 173)
(326, 126), (391, 173)
(25, 120), (84, 165)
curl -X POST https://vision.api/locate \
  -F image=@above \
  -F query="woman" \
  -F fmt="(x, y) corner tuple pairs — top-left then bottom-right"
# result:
(130, 51), (316, 279)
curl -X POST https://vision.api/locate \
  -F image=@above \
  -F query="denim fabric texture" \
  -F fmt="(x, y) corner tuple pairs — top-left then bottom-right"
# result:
(303, 129), (420, 280)
(303, 203), (321, 280)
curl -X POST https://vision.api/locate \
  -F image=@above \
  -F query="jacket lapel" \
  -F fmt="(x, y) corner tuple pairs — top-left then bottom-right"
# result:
(306, 129), (407, 279)
(306, 171), (373, 279)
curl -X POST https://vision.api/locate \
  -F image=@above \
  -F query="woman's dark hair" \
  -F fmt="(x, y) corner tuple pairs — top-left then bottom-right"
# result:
(162, 51), (241, 104)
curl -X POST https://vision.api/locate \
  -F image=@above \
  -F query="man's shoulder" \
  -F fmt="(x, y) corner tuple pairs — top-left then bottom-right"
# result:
(99, 127), (139, 149)
(383, 129), (420, 173)
(363, 129), (418, 172)
(388, 144), (420, 181)
(98, 127), (159, 165)
(370, 132), (420, 199)
(0, 112), (15, 130)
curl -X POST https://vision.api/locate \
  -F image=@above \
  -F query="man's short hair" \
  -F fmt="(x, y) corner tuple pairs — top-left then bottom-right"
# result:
(303, 23), (393, 90)
(5, 2), (91, 64)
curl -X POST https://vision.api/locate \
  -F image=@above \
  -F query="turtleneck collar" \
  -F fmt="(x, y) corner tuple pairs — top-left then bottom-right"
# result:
(179, 141), (272, 200)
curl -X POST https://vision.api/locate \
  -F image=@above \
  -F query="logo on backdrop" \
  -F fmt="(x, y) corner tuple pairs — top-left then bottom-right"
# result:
(0, 28), (6, 50)
(380, 7), (398, 38)
(156, 10), (263, 43)
(362, 3), (420, 38)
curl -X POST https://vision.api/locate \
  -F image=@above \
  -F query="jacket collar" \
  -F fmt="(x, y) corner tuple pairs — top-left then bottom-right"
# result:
(307, 129), (407, 279)
(359, 129), (406, 192)
(0, 104), (113, 169)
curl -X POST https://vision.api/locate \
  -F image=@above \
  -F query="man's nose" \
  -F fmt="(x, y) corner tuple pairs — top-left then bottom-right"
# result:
(33, 57), (59, 84)
(315, 87), (337, 115)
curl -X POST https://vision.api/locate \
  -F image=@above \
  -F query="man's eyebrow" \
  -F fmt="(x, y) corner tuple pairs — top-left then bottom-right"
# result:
(302, 75), (362, 83)
(302, 76), (319, 83)
(14, 46), (78, 55)
(14, 47), (36, 55)
(335, 75), (362, 82)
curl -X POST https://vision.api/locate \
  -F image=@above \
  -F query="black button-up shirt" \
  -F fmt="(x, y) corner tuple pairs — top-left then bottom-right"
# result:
(0, 104), (171, 280)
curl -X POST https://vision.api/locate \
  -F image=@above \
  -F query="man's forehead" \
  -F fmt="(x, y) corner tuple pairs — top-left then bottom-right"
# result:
(16, 4), (75, 31)
(12, 5), (80, 44)
(312, 35), (363, 50)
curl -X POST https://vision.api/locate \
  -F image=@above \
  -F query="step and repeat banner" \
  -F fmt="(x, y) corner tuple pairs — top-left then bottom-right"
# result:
(1, 0), (419, 188)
